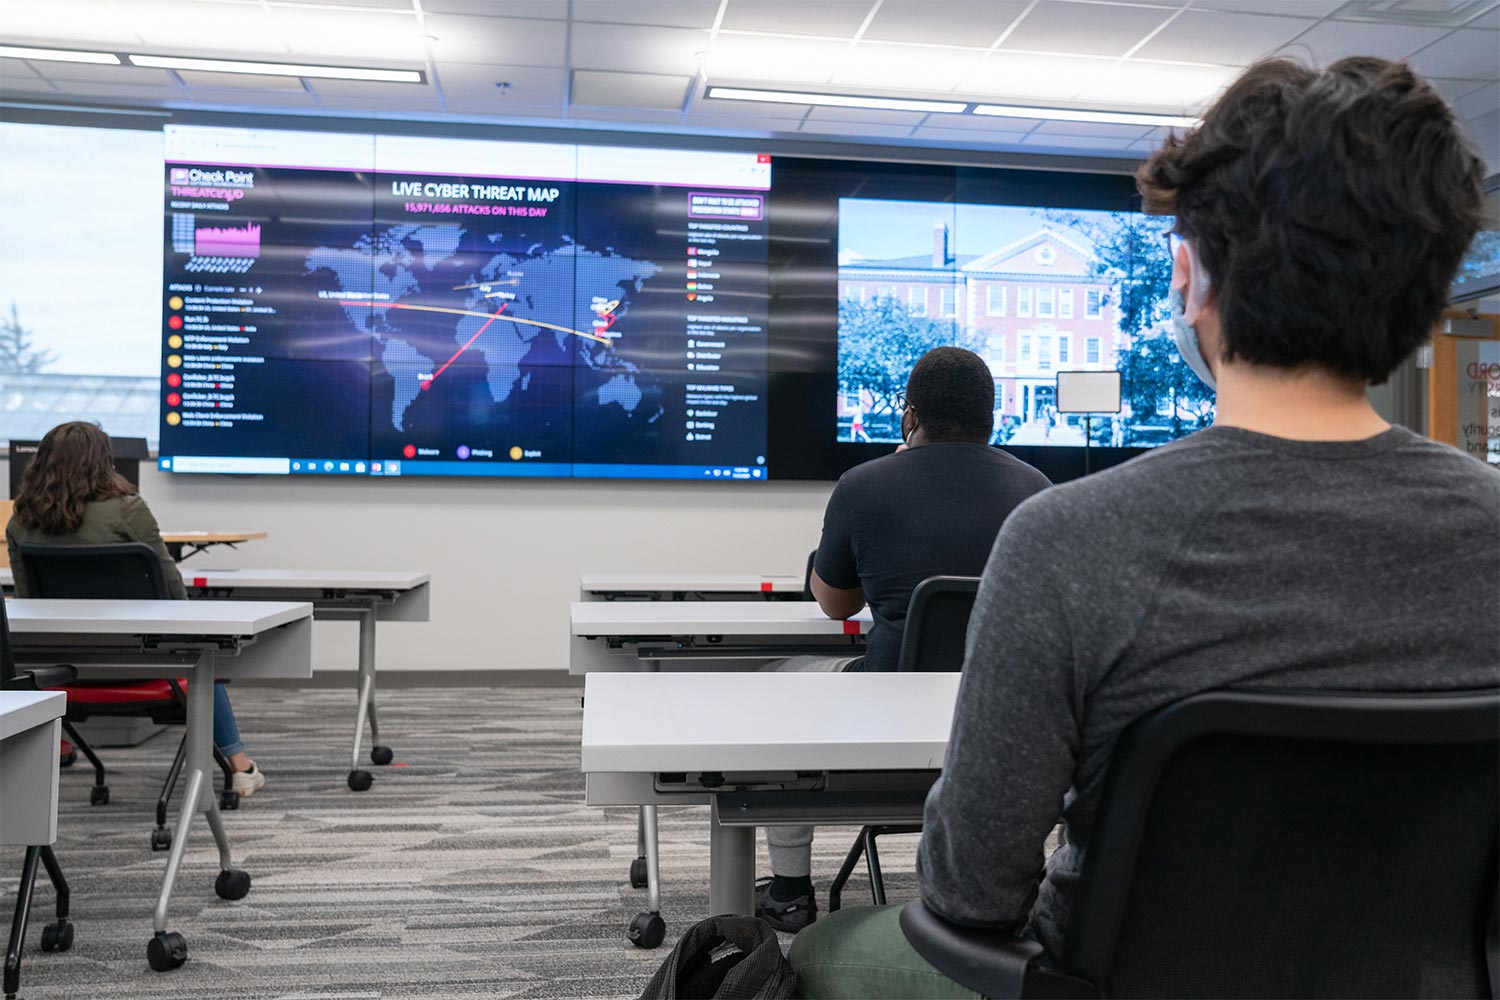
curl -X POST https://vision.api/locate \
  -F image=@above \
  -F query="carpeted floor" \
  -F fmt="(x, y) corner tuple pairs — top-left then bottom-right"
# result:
(0, 685), (920, 1000)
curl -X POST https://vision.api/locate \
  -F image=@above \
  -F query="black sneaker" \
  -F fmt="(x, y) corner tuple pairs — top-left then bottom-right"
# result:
(754, 877), (818, 933)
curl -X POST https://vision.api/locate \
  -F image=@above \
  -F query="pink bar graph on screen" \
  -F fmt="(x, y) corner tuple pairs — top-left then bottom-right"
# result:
(194, 221), (261, 258)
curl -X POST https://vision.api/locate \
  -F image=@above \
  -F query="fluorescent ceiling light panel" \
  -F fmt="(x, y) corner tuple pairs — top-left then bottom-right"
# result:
(707, 86), (967, 114)
(974, 104), (1200, 128)
(126, 54), (422, 83)
(0, 45), (122, 65)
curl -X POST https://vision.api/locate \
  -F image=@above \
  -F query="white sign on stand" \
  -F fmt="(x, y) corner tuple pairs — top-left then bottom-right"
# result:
(1056, 370), (1123, 474)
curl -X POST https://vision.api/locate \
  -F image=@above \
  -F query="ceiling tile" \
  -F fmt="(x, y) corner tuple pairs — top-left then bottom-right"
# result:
(1406, 28), (1500, 80)
(1020, 132), (1143, 154)
(679, 113), (808, 131)
(307, 78), (440, 102)
(129, 2), (286, 52)
(182, 88), (320, 108)
(27, 62), (177, 85)
(1275, 20), (1449, 64)
(862, 0), (1030, 47)
(1466, 6), (1500, 28)
(999, 1), (1179, 59)
(433, 63), (565, 106)
(706, 33), (852, 85)
(1133, 11), (1316, 66)
(0, 1), (141, 47)
(440, 102), (567, 119)
(269, 0), (415, 8)
(1428, 76), (1490, 104)
(959, 52), (1116, 102)
(571, 70), (691, 110)
(1190, 0), (1343, 14)
(720, 1), (877, 37)
(421, 0), (565, 15)
(798, 119), (918, 137)
(0, 58), (44, 81)
(696, 91), (815, 117)
(572, 0), (720, 29)
(803, 105), (930, 125)
(830, 41), (986, 92)
(424, 14), (567, 66)
(175, 70), (308, 91)
(1030, 119), (1157, 140)
(1455, 80), (1500, 119)
(565, 107), (687, 125)
(917, 113), (1047, 132)
(1462, 106), (1498, 169)
(271, 7), (429, 61)
(570, 21), (709, 74)
(1072, 60), (1239, 110)
(911, 125), (1034, 144)
(47, 81), (186, 101)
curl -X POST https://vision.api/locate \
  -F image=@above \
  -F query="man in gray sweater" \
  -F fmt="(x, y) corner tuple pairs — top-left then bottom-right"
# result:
(789, 57), (1499, 998)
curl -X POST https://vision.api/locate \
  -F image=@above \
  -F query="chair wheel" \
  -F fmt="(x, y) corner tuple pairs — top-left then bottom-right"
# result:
(630, 857), (649, 888)
(215, 869), (251, 901)
(347, 770), (373, 791)
(147, 930), (187, 971)
(151, 827), (172, 852)
(59, 749), (77, 768)
(370, 745), (394, 766)
(219, 789), (240, 811)
(89, 786), (109, 806)
(628, 911), (666, 949)
(40, 921), (73, 952)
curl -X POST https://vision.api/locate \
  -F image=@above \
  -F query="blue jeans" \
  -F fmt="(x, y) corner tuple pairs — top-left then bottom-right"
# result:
(212, 683), (244, 757)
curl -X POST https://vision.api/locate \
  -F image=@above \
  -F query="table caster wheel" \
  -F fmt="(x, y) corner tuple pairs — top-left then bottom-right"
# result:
(147, 930), (187, 971)
(370, 745), (393, 766)
(628, 911), (666, 949)
(89, 786), (109, 806)
(219, 789), (240, 811)
(347, 770), (373, 791)
(150, 827), (172, 852)
(40, 921), (73, 953)
(629, 857), (649, 888)
(215, 869), (251, 901)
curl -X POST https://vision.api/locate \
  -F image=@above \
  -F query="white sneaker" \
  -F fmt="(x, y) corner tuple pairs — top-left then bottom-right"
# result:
(232, 761), (266, 798)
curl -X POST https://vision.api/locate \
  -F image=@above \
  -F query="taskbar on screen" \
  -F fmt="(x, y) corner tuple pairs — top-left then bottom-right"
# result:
(160, 456), (770, 480)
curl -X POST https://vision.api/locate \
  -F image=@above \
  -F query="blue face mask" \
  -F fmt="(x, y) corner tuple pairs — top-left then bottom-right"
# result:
(1169, 286), (1216, 390)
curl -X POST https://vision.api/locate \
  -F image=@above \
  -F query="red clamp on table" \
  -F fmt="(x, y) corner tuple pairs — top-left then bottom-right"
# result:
(842, 620), (862, 635)
(192, 577), (207, 588)
(760, 581), (773, 593)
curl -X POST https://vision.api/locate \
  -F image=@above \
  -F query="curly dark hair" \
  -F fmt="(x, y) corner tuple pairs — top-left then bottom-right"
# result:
(906, 347), (996, 443)
(12, 422), (134, 535)
(1137, 57), (1486, 384)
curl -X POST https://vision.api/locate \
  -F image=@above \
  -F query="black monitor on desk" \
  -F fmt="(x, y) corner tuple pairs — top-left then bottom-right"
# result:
(7, 437), (149, 498)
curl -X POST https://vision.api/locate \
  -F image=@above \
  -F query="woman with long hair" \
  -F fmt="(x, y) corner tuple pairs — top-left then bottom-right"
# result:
(6, 421), (266, 797)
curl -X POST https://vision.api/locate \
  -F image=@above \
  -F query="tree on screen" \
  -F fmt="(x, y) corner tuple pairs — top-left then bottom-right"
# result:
(839, 295), (976, 420)
(0, 303), (55, 374)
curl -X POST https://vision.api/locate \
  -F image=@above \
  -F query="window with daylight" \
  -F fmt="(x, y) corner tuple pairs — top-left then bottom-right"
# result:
(1060, 287), (1074, 318)
(986, 285), (1006, 316)
(1020, 335), (1032, 364)
(1037, 286), (1055, 318)
(1085, 288), (1103, 318)
(1058, 336), (1070, 364)
(1018, 287), (1032, 317)
(1086, 337), (1101, 364)
(844, 284), (865, 303)
(986, 335), (1005, 365)
(909, 287), (927, 315)
(940, 285), (956, 317)
(876, 285), (895, 302)
(1038, 334), (1053, 371)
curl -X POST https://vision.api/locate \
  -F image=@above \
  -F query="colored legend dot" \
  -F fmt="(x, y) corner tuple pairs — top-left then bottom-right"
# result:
(165, 412), (181, 426)
(402, 444), (417, 459)
(509, 446), (523, 460)
(166, 355), (182, 368)
(166, 392), (182, 406)
(166, 373), (182, 387)
(456, 445), (471, 460)
(167, 334), (183, 349)
(167, 315), (183, 330)
(168, 296), (183, 310)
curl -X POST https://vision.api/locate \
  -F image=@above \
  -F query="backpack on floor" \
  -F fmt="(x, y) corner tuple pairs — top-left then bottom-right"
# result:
(636, 914), (795, 1000)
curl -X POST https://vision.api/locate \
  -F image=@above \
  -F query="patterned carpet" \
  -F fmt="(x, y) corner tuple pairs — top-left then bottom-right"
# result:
(0, 686), (919, 1000)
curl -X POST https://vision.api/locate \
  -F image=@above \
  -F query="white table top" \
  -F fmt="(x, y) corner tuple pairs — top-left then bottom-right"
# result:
(184, 568), (431, 590)
(0, 691), (66, 741)
(572, 600), (872, 637)
(581, 573), (804, 594)
(4, 598), (312, 636)
(582, 672), (959, 772)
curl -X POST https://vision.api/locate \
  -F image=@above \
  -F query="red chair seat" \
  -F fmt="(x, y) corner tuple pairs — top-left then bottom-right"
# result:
(50, 679), (186, 705)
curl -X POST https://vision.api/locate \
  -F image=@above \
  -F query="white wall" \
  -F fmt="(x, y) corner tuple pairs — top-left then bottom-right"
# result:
(93, 464), (830, 673)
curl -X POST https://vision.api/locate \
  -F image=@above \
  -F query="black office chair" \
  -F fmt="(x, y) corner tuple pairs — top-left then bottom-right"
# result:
(900, 687), (1500, 999)
(1, 594), (77, 1000)
(828, 575), (980, 912)
(17, 543), (239, 852)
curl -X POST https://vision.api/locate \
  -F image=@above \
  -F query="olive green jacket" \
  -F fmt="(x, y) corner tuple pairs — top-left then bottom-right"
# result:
(5, 495), (187, 599)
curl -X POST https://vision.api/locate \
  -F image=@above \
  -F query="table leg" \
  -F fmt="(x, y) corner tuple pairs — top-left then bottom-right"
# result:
(147, 653), (251, 973)
(4, 846), (40, 1000)
(348, 607), (390, 790)
(708, 799), (756, 917)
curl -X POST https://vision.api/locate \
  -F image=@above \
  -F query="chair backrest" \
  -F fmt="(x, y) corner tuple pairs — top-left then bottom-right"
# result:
(801, 550), (817, 601)
(1063, 687), (1500, 999)
(0, 592), (15, 686)
(18, 543), (170, 601)
(895, 576), (980, 673)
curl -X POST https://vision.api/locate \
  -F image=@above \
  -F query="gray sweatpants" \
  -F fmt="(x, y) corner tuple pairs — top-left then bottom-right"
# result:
(760, 654), (862, 878)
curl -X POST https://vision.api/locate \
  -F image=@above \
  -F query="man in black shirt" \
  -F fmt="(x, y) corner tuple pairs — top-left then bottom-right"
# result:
(757, 347), (1051, 930)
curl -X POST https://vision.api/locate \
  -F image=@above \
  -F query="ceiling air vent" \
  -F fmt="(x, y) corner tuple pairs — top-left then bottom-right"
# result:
(1332, 0), (1499, 28)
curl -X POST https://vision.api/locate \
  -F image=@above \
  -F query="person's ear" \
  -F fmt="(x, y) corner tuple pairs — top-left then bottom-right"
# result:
(1180, 241), (1214, 328)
